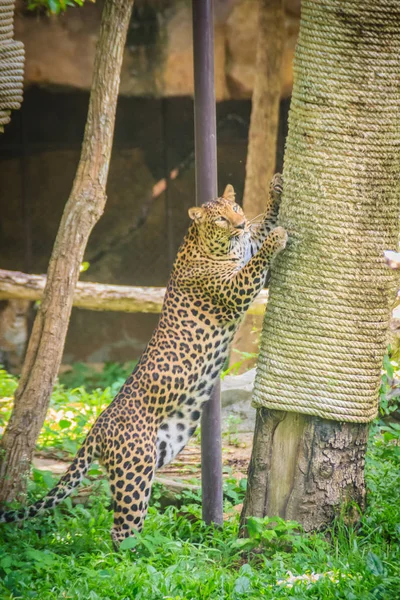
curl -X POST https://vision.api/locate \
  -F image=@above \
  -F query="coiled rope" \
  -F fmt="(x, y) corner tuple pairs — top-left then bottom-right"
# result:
(0, 0), (24, 132)
(252, 0), (400, 423)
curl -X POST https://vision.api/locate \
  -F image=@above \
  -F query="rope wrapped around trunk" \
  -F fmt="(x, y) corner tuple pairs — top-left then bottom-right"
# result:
(0, 0), (24, 132)
(252, 0), (400, 423)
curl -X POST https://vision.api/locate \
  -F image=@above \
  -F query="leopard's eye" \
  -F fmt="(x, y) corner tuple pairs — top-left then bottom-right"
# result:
(232, 205), (240, 213)
(214, 216), (229, 228)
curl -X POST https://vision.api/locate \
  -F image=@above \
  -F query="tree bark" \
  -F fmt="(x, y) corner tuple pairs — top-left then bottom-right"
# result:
(0, 0), (135, 504)
(241, 410), (368, 532)
(0, 269), (269, 316)
(242, 0), (284, 221)
(242, 0), (400, 532)
(230, 0), (284, 372)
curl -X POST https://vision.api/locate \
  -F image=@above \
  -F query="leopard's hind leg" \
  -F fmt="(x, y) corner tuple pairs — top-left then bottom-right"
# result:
(103, 431), (157, 548)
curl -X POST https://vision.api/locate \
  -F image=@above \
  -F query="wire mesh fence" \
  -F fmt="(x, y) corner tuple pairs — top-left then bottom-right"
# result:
(0, 88), (289, 362)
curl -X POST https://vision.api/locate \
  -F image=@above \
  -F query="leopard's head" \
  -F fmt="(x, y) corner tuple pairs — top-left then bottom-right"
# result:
(188, 185), (249, 256)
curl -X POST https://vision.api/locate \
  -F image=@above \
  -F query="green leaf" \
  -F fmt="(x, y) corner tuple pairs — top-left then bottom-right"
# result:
(0, 555), (12, 569)
(239, 563), (253, 576)
(47, 0), (60, 13)
(88, 467), (103, 476)
(25, 549), (57, 566)
(97, 569), (111, 578)
(231, 538), (254, 550)
(42, 470), (56, 489)
(119, 536), (137, 550)
(62, 439), (79, 455)
(234, 576), (251, 594)
(246, 517), (263, 538)
(366, 552), (385, 577)
(80, 261), (90, 273)
(58, 419), (72, 429)
(383, 354), (394, 378)
(261, 529), (277, 542)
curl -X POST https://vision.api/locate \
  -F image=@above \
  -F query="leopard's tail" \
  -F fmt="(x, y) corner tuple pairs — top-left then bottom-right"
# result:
(0, 431), (100, 524)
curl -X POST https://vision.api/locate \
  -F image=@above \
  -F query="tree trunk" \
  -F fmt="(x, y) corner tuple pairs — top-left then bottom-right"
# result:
(230, 0), (284, 372)
(0, 0), (135, 504)
(242, 0), (400, 532)
(242, 0), (284, 220)
(241, 410), (368, 531)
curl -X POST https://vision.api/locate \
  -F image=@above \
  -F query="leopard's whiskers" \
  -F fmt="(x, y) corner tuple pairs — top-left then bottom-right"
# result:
(248, 213), (264, 225)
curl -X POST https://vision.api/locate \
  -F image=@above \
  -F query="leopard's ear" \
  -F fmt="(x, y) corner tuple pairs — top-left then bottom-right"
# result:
(222, 184), (235, 203)
(188, 206), (206, 222)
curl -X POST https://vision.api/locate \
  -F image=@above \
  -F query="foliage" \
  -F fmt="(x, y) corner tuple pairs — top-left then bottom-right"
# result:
(372, 353), (400, 464)
(0, 377), (112, 458)
(221, 350), (258, 379)
(0, 368), (17, 398)
(378, 353), (400, 420)
(223, 471), (247, 507)
(222, 415), (242, 447)
(0, 426), (399, 599)
(27, 0), (85, 16)
(0, 361), (399, 598)
(234, 516), (301, 554)
(0, 362), (137, 457)
(0, 365), (126, 458)
(59, 361), (137, 393)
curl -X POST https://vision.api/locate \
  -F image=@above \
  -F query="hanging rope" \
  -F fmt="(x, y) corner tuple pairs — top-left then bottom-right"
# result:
(252, 0), (400, 423)
(0, 0), (24, 132)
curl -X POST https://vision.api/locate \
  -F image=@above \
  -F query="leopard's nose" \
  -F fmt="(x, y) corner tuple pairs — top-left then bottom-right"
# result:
(236, 220), (246, 230)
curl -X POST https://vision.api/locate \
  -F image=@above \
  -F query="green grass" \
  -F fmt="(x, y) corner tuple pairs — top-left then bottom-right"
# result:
(59, 361), (138, 393)
(0, 364), (399, 599)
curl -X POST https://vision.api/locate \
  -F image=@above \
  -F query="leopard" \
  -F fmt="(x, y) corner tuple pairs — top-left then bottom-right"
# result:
(0, 174), (287, 548)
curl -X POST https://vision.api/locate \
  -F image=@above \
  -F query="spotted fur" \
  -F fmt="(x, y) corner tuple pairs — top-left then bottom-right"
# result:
(0, 174), (287, 548)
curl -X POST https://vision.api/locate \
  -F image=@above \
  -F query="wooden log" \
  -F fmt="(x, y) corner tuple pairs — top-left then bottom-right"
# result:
(0, 268), (269, 316)
(32, 457), (200, 508)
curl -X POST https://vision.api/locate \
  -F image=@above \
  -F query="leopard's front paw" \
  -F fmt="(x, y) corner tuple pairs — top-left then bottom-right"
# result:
(269, 225), (288, 254)
(269, 173), (283, 208)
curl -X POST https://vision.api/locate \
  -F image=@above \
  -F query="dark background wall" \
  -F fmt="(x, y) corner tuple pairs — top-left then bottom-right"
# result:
(0, 87), (289, 363)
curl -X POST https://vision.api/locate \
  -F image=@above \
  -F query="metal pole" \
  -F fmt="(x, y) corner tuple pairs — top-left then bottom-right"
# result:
(192, 0), (223, 526)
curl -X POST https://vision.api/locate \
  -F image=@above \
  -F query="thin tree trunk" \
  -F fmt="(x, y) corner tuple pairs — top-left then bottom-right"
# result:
(242, 0), (400, 531)
(242, 0), (284, 221)
(0, 0), (135, 504)
(230, 0), (284, 372)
